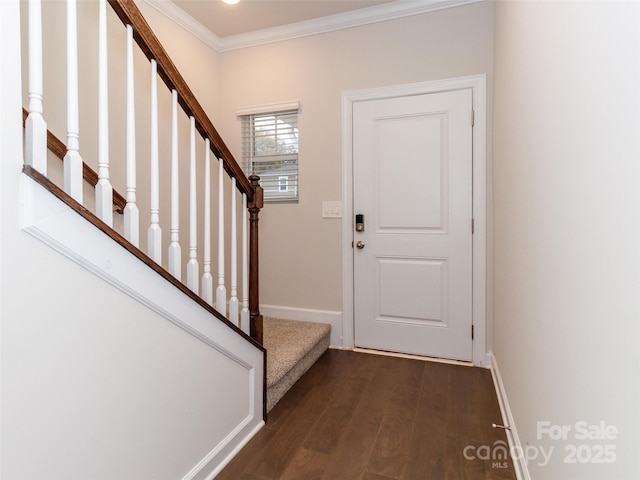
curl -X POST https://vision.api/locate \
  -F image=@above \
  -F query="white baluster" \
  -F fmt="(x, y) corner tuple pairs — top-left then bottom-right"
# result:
(64, 0), (83, 202)
(147, 59), (162, 264)
(95, 0), (113, 226)
(124, 25), (139, 247)
(25, 0), (47, 174)
(168, 90), (181, 279)
(216, 158), (227, 316)
(202, 140), (214, 305)
(241, 193), (249, 333)
(186, 116), (199, 293)
(228, 179), (239, 325)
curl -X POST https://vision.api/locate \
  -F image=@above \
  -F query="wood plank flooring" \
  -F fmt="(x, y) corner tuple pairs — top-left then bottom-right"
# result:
(216, 350), (516, 480)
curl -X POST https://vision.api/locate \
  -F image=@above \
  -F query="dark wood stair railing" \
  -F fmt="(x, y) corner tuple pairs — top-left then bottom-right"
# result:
(22, 0), (264, 346)
(24, 1), (264, 345)
(106, 0), (264, 344)
(248, 175), (264, 345)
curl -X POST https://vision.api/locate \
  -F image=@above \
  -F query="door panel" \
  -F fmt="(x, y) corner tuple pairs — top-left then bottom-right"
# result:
(353, 88), (473, 361)
(376, 113), (446, 231)
(377, 257), (447, 325)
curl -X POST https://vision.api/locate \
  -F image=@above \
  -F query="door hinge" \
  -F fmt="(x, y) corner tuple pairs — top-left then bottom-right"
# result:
(472, 325), (474, 340)
(471, 218), (475, 234)
(471, 109), (475, 126)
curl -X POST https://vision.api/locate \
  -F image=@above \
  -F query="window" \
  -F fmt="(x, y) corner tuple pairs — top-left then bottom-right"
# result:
(239, 103), (299, 203)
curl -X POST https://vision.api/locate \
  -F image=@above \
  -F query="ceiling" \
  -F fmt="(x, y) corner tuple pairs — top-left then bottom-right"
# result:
(170, 0), (395, 38)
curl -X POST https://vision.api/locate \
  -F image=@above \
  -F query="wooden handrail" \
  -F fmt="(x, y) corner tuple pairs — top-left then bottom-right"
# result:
(107, 0), (263, 346)
(22, 108), (127, 214)
(107, 0), (254, 202)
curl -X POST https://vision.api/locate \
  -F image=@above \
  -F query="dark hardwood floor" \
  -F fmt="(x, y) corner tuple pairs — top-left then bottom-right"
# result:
(217, 350), (516, 480)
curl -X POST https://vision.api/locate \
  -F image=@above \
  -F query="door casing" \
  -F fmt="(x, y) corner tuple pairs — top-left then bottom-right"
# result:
(341, 75), (490, 367)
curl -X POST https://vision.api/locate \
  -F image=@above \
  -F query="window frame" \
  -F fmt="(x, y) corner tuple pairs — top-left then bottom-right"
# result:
(237, 101), (300, 204)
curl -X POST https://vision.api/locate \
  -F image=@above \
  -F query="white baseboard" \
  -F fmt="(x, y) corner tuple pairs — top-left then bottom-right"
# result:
(198, 420), (265, 480)
(489, 353), (531, 480)
(260, 304), (343, 347)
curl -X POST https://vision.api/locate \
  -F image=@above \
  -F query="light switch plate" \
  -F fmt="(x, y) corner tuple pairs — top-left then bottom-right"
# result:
(322, 201), (342, 218)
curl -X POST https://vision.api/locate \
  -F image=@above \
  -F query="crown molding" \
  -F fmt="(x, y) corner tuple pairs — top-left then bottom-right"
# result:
(143, 0), (225, 51)
(145, 0), (484, 53)
(219, 0), (483, 51)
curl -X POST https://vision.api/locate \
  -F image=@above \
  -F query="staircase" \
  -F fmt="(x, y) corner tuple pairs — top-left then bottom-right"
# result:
(6, 0), (330, 477)
(264, 317), (331, 412)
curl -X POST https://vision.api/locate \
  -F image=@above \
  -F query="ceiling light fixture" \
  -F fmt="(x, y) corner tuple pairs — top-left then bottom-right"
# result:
(222, 0), (239, 4)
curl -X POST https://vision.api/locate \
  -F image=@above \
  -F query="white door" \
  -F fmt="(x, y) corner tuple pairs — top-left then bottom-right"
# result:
(353, 88), (473, 361)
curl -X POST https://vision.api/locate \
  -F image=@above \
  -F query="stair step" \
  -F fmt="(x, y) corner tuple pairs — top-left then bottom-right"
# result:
(263, 317), (331, 412)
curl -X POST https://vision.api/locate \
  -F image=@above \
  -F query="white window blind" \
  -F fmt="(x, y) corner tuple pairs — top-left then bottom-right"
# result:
(240, 108), (299, 203)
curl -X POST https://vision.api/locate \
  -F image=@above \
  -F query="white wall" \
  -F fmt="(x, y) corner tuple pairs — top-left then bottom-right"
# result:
(214, 2), (495, 336)
(493, 1), (640, 478)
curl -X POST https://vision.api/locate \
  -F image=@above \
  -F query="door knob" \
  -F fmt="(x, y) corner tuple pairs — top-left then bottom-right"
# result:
(356, 241), (365, 249)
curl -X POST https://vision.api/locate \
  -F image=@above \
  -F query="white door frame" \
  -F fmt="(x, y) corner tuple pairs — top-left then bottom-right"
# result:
(341, 74), (489, 367)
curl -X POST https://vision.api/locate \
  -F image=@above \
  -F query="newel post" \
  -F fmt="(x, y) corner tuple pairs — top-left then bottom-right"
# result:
(248, 175), (264, 344)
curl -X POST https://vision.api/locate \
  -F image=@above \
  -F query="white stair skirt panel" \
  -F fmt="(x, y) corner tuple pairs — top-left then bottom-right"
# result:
(20, 173), (264, 480)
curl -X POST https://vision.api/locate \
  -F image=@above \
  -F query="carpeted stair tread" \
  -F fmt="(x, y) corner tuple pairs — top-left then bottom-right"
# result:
(263, 316), (331, 387)
(263, 317), (331, 412)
